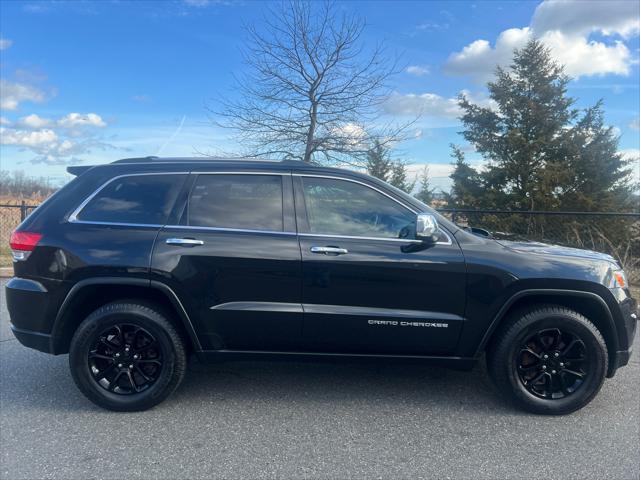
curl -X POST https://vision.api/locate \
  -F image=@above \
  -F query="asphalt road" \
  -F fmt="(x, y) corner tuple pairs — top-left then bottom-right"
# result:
(1, 278), (639, 480)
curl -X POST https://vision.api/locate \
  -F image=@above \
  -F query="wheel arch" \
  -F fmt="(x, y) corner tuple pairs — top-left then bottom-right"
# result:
(478, 289), (619, 377)
(51, 277), (202, 354)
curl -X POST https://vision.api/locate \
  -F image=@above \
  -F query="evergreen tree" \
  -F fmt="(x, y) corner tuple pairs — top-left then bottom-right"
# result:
(446, 145), (484, 208)
(415, 166), (435, 205)
(366, 139), (393, 182)
(389, 161), (415, 193)
(458, 39), (633, 211)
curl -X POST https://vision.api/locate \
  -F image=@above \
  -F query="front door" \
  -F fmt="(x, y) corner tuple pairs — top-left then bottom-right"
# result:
(295, 175), (466, 355)
(152, 172), (303, 351)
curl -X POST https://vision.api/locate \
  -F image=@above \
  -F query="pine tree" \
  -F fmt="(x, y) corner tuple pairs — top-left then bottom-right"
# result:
(366, 139), (393, 182)
(389, 161), (415, 193)
(415, 166), (435, 205)
(446, 145), (484, 208)
(457, 39), (632, 211)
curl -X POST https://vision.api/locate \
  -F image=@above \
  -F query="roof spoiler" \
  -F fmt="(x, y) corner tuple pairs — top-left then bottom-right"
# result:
(67, 165), (93, 176)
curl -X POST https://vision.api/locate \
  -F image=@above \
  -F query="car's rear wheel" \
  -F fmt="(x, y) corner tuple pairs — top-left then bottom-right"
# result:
(487, 305), (607, 415)
(69, 301), (186, 411)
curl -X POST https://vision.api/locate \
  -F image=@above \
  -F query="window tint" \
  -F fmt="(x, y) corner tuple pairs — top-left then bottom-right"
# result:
(77, 174), (185, 225)
(188, 175), (284, 231)
(302, 177), (414, 238)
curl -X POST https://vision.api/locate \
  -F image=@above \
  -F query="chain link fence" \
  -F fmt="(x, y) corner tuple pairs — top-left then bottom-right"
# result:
(1, 202), (38, 253)
(438, 209), (640, 284)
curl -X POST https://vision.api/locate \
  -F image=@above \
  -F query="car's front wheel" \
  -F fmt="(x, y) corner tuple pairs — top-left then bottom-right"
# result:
(487, 305), (608, 415)
(69, 301), (187, 411)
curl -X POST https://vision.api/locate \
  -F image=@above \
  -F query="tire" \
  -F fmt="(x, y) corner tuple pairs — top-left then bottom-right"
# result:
(487, 305), (607, 415)
(69, 301), (187, 411)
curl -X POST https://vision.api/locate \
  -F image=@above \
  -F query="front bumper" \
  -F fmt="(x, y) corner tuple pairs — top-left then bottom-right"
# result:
(610, 292), (637, 375)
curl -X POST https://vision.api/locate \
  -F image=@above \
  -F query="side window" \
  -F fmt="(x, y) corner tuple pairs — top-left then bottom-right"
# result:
(188, 174), (284, 232)
(77, 174), (185, 225)
(301, 177), (415, 238)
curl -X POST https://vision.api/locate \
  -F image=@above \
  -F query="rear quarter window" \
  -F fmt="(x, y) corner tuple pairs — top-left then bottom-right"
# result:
(75, 174), (186, 225)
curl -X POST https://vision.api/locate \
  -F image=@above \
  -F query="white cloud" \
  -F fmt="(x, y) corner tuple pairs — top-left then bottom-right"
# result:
(0, 116), (9, 125)
(0, 37), (12, 50)
(384, 90), (496, 120)
(531, 0), (640, 38)
(1, 127), (58, 148)
(384, 92), (461, 118)
(630, 117), (640, 131)
(444, 0), (639, 82)
(541, 31), (631, 77)
(0, 80), (47, 110)
(57, 112), (107, 129)
(445, 28), (531, 81)
(17, 113), (52, 129)
(619, 149), (640, 183)
(406, 65), (430, 76)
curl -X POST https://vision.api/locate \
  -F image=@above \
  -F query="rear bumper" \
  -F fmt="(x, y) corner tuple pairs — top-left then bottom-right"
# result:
(10, 325), (53, 353)
(6, 277), (56, 354)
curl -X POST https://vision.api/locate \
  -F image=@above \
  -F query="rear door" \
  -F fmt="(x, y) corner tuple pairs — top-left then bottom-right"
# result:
(295, 174), (466, 355)
(152, 171), (303, 352)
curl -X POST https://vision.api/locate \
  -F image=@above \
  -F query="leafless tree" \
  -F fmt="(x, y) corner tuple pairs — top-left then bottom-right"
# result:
(210, 0), (411, 165)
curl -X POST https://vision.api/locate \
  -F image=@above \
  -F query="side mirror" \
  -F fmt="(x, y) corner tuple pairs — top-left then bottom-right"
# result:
(416, 213), (438, 241)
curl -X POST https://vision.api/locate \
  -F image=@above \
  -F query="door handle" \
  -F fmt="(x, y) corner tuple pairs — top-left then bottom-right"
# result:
(165, 238), (204, 247)
(310, 246), (348, 255)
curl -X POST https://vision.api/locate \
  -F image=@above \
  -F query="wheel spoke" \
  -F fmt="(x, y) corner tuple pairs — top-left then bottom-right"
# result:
(544, 374), (553, 398)
(549, 328), (562, 350)
(563, 368), (585, 379)
(134, 365), (151, 381)
(135, 340), (158, 354)
(89, 352), (114, 362)
(95, 363), (116, 380)
(125, 370), (139, 392)
(562, 338), (584, 356)
(519, 364), (540, 372)
(138, 359), (162, 366)
(558, 373), (571, 396)
(520, 347), (541, 359)
(527, 371), (546, 386)
(108, 371), (124, 391)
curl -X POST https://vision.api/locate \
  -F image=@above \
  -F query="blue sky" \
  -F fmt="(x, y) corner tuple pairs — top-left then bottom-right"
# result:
(1, 0), (639, 191)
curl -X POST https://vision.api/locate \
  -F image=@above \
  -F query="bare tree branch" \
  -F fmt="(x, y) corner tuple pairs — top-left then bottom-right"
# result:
(208, 0), (411, 165)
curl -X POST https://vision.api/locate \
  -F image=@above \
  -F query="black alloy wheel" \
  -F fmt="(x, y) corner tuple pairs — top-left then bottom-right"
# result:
(516, 328), (588, 400)
(70, 301), (187, 411)
(89, 323), (163, 394)
(487, 305), (607, 415)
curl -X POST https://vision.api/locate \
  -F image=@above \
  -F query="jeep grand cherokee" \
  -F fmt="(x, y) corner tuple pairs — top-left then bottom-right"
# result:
(6, 157), (637, 413)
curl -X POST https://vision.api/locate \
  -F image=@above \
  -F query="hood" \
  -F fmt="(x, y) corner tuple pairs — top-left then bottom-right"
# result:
(495, 239), (618, 265)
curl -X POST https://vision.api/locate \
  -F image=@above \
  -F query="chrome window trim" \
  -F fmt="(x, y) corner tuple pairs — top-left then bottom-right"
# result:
(300, 233), (423, 244)
(68, 172), (189, 225)
(294, 173), (453, 246)
(164, 225), (297, 236)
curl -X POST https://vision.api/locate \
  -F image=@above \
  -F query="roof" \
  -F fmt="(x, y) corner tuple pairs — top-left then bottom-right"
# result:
(68, 156), (358, 177)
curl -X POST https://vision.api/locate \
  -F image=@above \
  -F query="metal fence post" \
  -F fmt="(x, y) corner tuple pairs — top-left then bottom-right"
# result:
(20, 201), (27, 222)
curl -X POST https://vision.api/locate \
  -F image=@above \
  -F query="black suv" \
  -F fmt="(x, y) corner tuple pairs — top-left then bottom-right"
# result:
(7, 157), (637, 414)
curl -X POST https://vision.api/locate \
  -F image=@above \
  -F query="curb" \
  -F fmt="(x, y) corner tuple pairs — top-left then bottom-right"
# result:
(0, 267), (13, 278)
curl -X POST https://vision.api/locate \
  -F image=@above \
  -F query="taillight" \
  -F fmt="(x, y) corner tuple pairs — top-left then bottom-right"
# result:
(9, 231), (42, 261)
